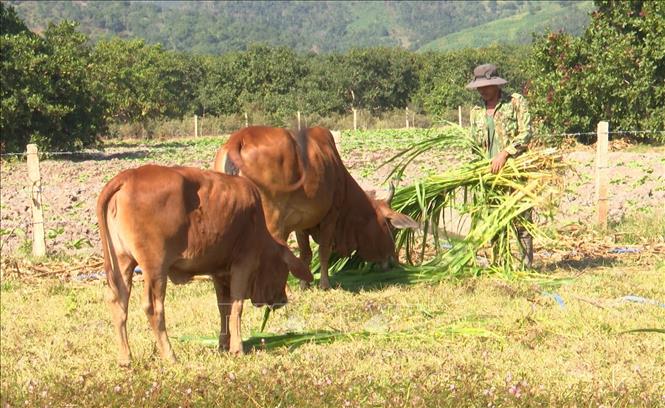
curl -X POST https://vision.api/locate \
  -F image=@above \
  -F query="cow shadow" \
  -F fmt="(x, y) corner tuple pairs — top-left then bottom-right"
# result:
(179, 331), (348, 353)
(542, 256), (619, 271)
(44, 141), (198, 163)
(66, 151), (152, 162)
(242, 330), (345, 353)
(105, 141), (194, 150)
(292, 264), (433, 293)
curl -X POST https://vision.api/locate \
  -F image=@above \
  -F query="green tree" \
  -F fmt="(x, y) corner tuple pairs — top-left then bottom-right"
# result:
(340, 47), (420, 112)
(195, 53), (242, 116)
(91, 38), (200, 131)
(295, 53), (351, 115)
(0, 2), (29, 35)
(1, 12), (107, 152)
(232, 45), (306, 122)
(526, 0), (664, 142)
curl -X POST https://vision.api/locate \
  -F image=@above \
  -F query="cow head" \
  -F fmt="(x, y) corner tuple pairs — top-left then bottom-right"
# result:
(251, 240), (313, 309)
(358, 183), (419, 266)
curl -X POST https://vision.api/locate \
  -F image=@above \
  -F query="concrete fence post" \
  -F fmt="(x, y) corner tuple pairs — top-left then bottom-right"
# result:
(26, 144), (46, 257)
(595, 121), (609, 229)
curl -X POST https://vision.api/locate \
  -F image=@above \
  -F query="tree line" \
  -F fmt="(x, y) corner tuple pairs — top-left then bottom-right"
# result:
(1, 1), (663, 153)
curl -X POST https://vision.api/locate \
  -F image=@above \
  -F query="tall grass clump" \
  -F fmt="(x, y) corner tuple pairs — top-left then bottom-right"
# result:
(384, 122), (567, 277)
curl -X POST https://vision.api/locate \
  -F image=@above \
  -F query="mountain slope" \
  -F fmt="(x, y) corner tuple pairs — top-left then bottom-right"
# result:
(6, 0), (594, 53)
(419, 1), (594, 51)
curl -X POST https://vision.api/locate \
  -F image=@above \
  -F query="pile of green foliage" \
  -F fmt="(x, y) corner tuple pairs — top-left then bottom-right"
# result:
(301, 125), (566, 282)
(386, 125), (566, 276)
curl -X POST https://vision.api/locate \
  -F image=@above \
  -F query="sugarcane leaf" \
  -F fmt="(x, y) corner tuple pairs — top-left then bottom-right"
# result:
(618, 328), (665, 335)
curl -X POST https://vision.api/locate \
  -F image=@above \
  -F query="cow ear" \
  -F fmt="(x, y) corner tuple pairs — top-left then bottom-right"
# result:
(386, 211), (419, 230)
(281, 247), (314, 282)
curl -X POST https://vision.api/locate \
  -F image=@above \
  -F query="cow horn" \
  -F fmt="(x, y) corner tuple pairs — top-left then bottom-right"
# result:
(386, 181), (395, 205)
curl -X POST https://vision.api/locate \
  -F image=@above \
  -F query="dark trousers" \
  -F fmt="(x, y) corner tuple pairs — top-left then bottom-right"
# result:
(489, 208), (534, 268)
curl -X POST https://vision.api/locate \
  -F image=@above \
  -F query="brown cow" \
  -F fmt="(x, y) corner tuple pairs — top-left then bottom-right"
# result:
(96, 164), (312, 366)
(214, 126), (418, 290)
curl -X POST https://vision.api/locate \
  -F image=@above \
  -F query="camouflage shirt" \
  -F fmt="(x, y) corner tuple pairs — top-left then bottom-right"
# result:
(469, 92), (532, 158)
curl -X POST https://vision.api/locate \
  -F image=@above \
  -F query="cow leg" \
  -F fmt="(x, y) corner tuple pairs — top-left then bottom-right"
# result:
(141, 268), (177, 363)
(212, 275), (231, 352)
(105, 253), (136, 367)
(318, 241), (333, 290)
(228, 262), (254, 355)
(295, 230), (312, 290)
(317, 224), (337, 290)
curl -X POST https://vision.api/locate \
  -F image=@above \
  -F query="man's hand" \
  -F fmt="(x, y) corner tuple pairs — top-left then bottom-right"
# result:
(490, 151), (510, 174)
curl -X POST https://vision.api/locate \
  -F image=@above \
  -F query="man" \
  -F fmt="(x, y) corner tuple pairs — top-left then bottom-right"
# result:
(466, 63), (533, 267)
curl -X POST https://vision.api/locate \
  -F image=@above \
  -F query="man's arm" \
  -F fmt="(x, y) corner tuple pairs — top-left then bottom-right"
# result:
(491, 94), (531, 173)
(505, 93), (532, 156)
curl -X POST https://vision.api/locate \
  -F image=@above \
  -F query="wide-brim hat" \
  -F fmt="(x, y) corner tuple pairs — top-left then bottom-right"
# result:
(465, 64), (508, 89)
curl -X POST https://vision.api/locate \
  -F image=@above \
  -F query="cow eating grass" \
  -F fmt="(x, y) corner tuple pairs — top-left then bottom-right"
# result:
(96, 165), (312, 366)
(214, 126), (419, 290)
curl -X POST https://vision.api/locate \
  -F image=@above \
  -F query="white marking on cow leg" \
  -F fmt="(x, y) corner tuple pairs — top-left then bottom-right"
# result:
(318, 242), (333, 290)
(314, 212), (338, 290)
(142, 272), (177, 363)
(212, 275), (231, 352)
(228, 264), (251, 355)
(295, 231), (312, 290)
(105, 253), (135, 367)
(228, 299), (244, 355)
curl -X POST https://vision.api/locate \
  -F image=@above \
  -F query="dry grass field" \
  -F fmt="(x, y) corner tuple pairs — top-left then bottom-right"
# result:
(1, 130), (664, 407)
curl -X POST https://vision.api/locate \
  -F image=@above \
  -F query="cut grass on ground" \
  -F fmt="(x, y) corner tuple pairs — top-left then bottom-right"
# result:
(1, 262), (663, 407)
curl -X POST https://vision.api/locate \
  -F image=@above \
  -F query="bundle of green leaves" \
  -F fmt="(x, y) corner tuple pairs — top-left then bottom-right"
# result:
(296, 124), (566, 284)
(385, 123), (567, 276)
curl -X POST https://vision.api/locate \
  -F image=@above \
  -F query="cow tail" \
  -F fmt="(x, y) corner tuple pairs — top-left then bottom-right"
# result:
(96, 175), (124, 293)
(294, 127), (309, 180)
(225, 135), (246, 177)
(277, 127), (310, 193)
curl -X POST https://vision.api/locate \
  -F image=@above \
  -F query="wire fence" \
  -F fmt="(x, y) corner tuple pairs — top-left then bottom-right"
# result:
(0, 144), (209, 158)
(1, 129), (663, 158)
(1, 123), (663, 256)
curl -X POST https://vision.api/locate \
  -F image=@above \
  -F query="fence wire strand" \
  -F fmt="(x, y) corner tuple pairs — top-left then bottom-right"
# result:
(1, 128), (663, 158)
(2, 124), (663, 257)
(0, 144), (208, 158)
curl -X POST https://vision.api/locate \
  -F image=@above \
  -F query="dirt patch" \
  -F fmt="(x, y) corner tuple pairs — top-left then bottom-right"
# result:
(1, 140), (663, 260)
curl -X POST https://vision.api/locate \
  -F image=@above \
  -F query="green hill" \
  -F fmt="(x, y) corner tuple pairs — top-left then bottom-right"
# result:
(420, 1), (594, 51)
(5, 0), (594, 53)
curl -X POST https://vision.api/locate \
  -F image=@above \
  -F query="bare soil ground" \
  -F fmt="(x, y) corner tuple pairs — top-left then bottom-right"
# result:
(1, 135), (663, 261)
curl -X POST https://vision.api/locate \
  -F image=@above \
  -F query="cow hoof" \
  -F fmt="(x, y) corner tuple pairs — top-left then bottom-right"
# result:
(319, 281), (331, 290)
(118, 358), (131, 368)
(218, 338), (230, 353)
(299, 280), (310, 290)
(229, 346), (244, 356)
